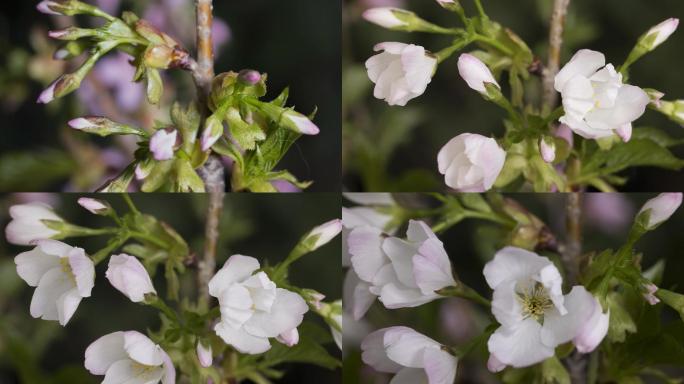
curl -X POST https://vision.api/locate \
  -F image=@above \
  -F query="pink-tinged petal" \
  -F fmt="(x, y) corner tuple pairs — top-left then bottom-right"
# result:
(14, 246), (61, 286)
(383, 326), (440, 368)
(196, 341), (213, 367)
(554, 49), (605, 92)
(208, 254), (260, 297)
(214, 322), (271, 354)
(362, 7), (406, 29)
(275, 328), (300, 347)
(483, 246), (553, 290)
(488, 318), (555, 368)
(85, 331), (127, 375)
(487, 354), (506, 373)
(361, 328), (403, 373)
(423, 347), (458, 384)
(149, 129), (177, 161)
(123, 331), (165, 366)
(37, 80), (57, 104)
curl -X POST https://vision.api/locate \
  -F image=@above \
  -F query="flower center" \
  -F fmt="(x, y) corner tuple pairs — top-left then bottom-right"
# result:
(518, 283), (552, 322)
(59, 257), (77, 285)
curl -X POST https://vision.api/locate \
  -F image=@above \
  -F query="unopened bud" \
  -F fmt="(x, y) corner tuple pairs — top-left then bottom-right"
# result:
(77, 197), (111, 215)
(238, 69), (262, 86)
(201, 114), (224, 151)
(37, 73), (81, 104)
(539, 136), (556, 163)
(144, 45), (174, 69)
(68, 116), (146, 137)
(149, 128), (179, 161)
(48, 27), (95, 41)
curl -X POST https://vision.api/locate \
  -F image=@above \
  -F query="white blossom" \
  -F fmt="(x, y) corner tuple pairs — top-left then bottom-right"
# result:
(555, 49), (649, 140)
(348, 220), (456, 314)
(5, 203), (62, 245)
(484, 247), (609, 370)
(366, 42), (437, 106)
(105, 254), (157, 303)
(362, 326), (458, 384)
(209, 255), (308, 354)
(85, 331), (176, 383)
(437, 133), (506, 192)
(14, 240), (94, 325)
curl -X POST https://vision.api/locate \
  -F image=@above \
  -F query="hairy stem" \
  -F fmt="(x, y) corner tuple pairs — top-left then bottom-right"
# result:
(542, 0), (571, 111)
(563, 192), (585, 383)
(197, 156), (225, 310)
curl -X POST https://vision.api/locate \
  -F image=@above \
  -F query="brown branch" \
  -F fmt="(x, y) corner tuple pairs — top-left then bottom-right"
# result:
(194, 0), (214, 98)
(542, 0), (571, 110)
(563, 192), (585, 384)
(197, 156), (225, 310)
(193, 0), (224, 310)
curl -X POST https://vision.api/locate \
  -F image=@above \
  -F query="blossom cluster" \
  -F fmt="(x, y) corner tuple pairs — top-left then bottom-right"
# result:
(361, 2), (681, 192)
(343, 192), (683, 382)
(5, 197), (342, 383)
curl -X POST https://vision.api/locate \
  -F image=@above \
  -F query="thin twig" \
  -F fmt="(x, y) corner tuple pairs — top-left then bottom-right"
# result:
(563, 192), (585, 384)
(542, 0), (571, 110)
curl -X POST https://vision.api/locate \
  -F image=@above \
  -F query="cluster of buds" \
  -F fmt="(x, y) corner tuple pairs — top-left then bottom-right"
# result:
(37, 0), (192, 105)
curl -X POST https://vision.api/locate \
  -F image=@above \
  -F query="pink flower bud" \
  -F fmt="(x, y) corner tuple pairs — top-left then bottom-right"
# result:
(284, 111), (320, 135)
(238, 69), (261, 85)
(643, 283), (660, 305)
(362, 7), (406, 29)
(638, 193), (683, 229)
(196, 341), (213, 368)
(307, 219), (342, 250)
(201, 115), (224, 151)
(77, 197), (109, 215)
(645, 18), (679, 49)
(105, 254), (156, 302)
(539, 137), (556, 163)
(615, 123), (632, 143)
(149, 129), (178, 161)
(457, 54), (499, 94)
(276, 328), (300, 347)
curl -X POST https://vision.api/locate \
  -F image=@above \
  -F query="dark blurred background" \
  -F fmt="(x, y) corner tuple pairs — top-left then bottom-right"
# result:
(0, 193), (342, 383)
(343, 193), (684, 383)
(343, 0), (684, 192)
(0, 0), (341, 192)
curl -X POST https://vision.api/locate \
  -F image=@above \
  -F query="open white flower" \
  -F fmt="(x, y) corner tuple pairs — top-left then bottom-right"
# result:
(14, 240), (94, 325)
(106, 254), (157, 302)
(637, 192), (683, 229)
(362, 326), (458, 384)
(437, 133), (506, 192)
(209, 255), (308, 354)
(348, 220), (455, 314)
(5, 203), (62, 245)
(554, 49), (649, 140)
(365, 42), (437, 106)
(484, 247), (609, 370)
(85, 331), (176, 384)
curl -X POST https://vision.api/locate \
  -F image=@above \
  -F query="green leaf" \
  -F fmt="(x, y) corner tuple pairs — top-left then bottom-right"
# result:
(145, 68), (163, 104)
(632, 127), (684, 148)
(459, 193), (492, 213)
(226, 108), (266, 150)
(580, 139), (684, 179)
(541, 356), (570, 384)
(607, 292), (638, 343)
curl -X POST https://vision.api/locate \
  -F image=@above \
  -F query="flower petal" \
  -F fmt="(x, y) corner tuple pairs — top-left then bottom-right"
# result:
(208, 254), (260, 297)
(488, 318), (555, 368)
(361, 328), (402, 373)
(123, 331), (164, 366)
(423, 347), (458, 384)
(243, 288), (308, 338)
(554, 49), (605, 92)
(85, 331), (127, 375)
(214, 322), (271, 354)
(483, 246), (552, 290)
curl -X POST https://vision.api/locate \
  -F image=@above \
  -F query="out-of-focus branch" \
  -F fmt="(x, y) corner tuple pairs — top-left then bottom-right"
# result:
(563, 192), (585, 384)
(197, 157), (224, 310)
(542, 0), (571, 110)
